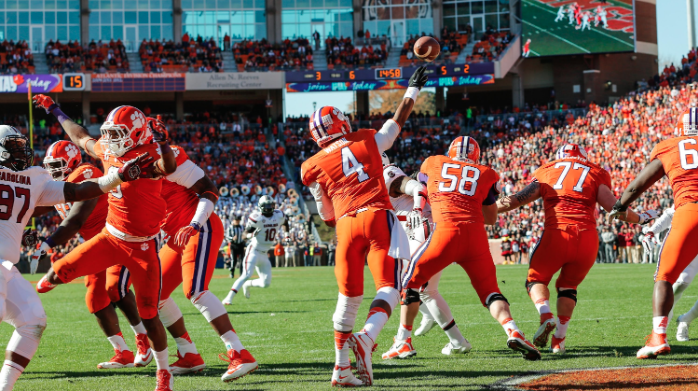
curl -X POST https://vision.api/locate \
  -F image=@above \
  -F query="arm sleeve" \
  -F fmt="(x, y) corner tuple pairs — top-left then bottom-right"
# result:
(37, 180), (66, 206)
(403, 179), (427, 211)
(373, 119), (401, 153)
(647, 206), (675, 234)
(166, 159), (206, 188)
(309, 181), (335, 222)
(482, 182), (501, 206)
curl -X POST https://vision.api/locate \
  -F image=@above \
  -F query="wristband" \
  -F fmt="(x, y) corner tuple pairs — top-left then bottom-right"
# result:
(404, 87), (419, 101)
(612, 200), (628, 212)
(191, 198), (215, 227)
(44, 238), (56, 249)
(52, 107), (71, 125)
(96, 170), (123, 192)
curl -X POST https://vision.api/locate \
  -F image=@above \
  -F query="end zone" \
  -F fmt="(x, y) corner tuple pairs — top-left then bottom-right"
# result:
(489, 362), (698, 390)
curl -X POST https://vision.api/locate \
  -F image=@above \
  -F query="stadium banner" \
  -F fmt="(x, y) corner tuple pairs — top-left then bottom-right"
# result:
(0, 74), (63, 93)
(91, 73), (185, 92)
(286, 74), (494, 92)
(521, 0), (635, 57)
(185, 72), (285, 90)
(285, 63), (494, 83)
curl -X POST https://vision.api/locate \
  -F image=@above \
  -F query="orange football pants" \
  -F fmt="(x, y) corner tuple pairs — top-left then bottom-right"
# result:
(53, 228), (162, 319)
(160, 214), (224, 301)
(527, 225), (598, 289)
(403, 221), (500, 306)
(335, 209), (400, 297)
(84, 265), (131, 313)
(656, 203), (698, 283)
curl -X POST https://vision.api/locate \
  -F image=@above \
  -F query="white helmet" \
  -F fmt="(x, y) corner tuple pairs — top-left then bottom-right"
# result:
(381, 152), (390, 166)
(258, 195), (275, 217)
(0, 125), (33, 171)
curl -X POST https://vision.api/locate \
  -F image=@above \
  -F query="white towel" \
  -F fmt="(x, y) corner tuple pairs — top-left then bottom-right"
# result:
(387, 210), (411, 261)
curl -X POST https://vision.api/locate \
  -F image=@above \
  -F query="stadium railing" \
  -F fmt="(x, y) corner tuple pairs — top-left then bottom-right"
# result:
(475, 108), (588, 124)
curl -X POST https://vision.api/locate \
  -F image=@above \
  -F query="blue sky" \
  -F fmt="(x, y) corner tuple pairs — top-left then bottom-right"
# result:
(285, 1), (696, 117)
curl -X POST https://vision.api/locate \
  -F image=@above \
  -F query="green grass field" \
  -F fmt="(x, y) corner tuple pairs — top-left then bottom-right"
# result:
(6, 264), (698, 390)
(521, 0), (635, 57)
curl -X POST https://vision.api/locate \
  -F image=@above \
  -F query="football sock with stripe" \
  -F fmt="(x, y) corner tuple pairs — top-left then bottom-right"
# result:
(653, 316), (668, 335)
(107, 332), (131, 352)
(554, 316), (570, 339)
(443, 320), (467, 346)
(130, 322), (147, 335)
(175, 332), (198, 356)
(334, 331), (352, 367)
(221, 330), (244, 352)
(396, 324), (412, 341)
(0, 360), (23, 391)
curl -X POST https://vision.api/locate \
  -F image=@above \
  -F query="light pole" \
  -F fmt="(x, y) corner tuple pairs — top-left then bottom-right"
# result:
(689, 0), (697, 49)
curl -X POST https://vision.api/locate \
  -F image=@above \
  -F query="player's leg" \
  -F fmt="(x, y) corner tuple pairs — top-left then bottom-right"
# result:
(0, 263), (46, 390)
(677, 256), (698, 341)
(551, 229), (598, 354)
(420, 271), (470, 354)
(244, 256), (272, 296)
(403, 237), (436, 336)
(639, 205), (698, 359)
(671, 257), (698, 320)
(331, 215), (367, 387)
(460, 225), (540, 361)
(223, 245), (257, 304)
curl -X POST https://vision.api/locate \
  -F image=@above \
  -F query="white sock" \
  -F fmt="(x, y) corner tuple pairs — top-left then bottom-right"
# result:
(419, 302), (434, 322)
(220, 330), (245, 352)
(153, 348), (169, 371)
(554, 316), (571, 339)
(334, 330), (352, 367)
(534, 299), (551, 316)
(226, 290), (237, 300)
(682, 300), (698, 323)
(653, 316), (668, 335)
(362, 307), (389, 342)
(174, 332), (198, 355)
(107, 332), (131, 352)
(250, 279), (268, 288)
(396, 324), (412, 341)
(443, 321), (467, 345)
(501, 318), (519, 336)
(130, 322), (147, 335)
(0, 360), (24, 391)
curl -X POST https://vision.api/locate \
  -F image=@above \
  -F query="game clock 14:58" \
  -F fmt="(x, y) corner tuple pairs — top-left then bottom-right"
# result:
(374, 68), (402, 80)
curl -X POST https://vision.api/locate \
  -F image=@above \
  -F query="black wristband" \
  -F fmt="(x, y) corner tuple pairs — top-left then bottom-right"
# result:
(612, 200), (628, 212)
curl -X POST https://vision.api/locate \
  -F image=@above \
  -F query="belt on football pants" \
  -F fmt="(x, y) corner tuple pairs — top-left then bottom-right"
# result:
(339, 207), (369, 220)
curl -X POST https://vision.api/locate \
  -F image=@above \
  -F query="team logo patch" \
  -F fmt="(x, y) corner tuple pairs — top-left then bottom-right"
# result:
(65, 143), (79, 159)
(82, 168), (93, 179)
(140, 242), (149, 251)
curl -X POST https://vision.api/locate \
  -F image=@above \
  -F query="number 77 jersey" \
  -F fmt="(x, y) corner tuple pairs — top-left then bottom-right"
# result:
(532, 157), (611, 230)
(651, 135), (698, 210)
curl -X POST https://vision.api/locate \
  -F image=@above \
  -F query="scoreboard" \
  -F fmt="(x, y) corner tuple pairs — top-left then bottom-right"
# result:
(285, 63), (495, 83)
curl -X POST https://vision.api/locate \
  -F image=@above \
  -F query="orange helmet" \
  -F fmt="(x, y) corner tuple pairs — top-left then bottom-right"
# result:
(44, 140), (82, 181)
(555, 143), (588, 160)
(100, 105), (150, 156)
(675, 107), (698, 136)
(308, 106), (352, 148)
(448, 136), (480, 163)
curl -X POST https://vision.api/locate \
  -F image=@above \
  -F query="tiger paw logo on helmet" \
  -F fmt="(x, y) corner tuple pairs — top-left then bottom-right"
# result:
(82, 168), (93, 179)
(309, 106), (352, 148)
(130, 111), (145, 129)
(65, 143), (79, 159)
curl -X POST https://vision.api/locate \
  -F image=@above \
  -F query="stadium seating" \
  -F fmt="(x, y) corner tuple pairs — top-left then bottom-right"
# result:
(0, 40), (35, 74)
(325, 37), (388, 69)
(45, 39), (130, 73)
(234, 38), (313, 72)
(139, 36), (223, 73)
(467, 30), (513, 63)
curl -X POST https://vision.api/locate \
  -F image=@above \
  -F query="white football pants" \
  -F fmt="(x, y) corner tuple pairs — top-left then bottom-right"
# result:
(232, 246), (272, 292)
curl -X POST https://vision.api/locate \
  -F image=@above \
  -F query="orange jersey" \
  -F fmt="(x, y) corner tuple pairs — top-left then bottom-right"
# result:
(161, 146), (203, 236)
(301, 129), (392, 218)
(93, 140), (166, 238)
(420, 155), (499, 224)
(54, 163), (109, 240)
(650, 136), (698, 210)
(533, 157), (611, 230)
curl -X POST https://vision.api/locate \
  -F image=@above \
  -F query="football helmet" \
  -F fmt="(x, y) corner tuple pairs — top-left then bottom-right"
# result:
(675, 107), (698, 136)
(555, 143), (588, 160)
(44, 140), (82, 181)
(381, 152), (390, 166)
(0, 125), (33, 171)
(448, 136), (480, 163)
(258, 195), (275, 217)
(100, 105), (150, 157)
(308, 106), (352, 148)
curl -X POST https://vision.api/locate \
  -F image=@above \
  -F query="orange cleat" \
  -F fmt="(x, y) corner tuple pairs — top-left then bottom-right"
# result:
(637, 332), (670, 359)
(154, 369), (173, 391)
(170, 351), (206, 375)
(97, 349), (135, 369)
(220, 349), (258, 382)
(134, 333), (153, 367)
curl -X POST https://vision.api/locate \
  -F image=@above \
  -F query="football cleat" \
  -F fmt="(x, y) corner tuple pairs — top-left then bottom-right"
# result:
(222, 290), (235, 305)
(381, 337), (416, 360)
(36, 276), (56, 293)
(506, 330), (541, 361)
(170, 351), (206, 375)
(134, 333), (153, 367)
(442, 340), (472, 355)
(154, 369), (174, 391)
(551, 336), (566, 354)
(242, 282), (251, 299)
(533, 318), (557, 348)
(97, 349), (135, 369)
(331, 365), (363, 387)
(414, 318), (436, 336)
(220, 349), (258, 382)
(348, 332), (376, 386)
(677, 315), (690, 342)
(637, 332), (671, 359)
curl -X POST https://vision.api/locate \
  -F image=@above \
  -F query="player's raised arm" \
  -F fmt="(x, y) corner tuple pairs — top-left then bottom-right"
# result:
(374, 66), (429, 152)
(146, 116), (177, 176)
(497, 181), (541, 213)
(173, 173), (220, 247)
(607, 159), (665, 223)
(33, 94), (98, 158)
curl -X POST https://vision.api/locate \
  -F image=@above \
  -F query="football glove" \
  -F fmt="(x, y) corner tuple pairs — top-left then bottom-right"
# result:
(408, 66), (429, 90)
(21, 229), (39, 248)
(32, 94), (58, 113)
(118, 153), (154, 181)
(147, 116), (169, 144)
(638, 210), (658, 225)
(174, 223), (201, 247)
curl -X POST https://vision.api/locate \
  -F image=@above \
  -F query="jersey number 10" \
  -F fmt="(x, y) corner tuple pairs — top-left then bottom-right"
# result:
(265, 228), (277, 242)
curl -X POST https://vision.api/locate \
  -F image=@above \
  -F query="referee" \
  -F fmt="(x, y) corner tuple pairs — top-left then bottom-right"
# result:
(225, 214), (245, 278)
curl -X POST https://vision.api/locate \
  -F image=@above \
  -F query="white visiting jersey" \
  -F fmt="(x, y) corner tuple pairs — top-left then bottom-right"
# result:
(383, 165), (432, 223)
(0, 166), (65, 263)
(246, 209), (285, 252)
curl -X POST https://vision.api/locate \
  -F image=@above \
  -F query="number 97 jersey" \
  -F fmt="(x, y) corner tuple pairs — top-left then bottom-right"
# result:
(246, 209), (285, 252)
(651, 135), (698, 210)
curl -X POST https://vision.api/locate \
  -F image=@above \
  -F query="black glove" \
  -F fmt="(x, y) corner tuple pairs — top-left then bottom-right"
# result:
(118, 153), (154, 181)
(408, 66), (429, 90)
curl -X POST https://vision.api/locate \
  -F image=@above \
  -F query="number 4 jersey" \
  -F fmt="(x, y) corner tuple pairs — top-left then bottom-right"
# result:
(533, 157), (611, 230)
(245, 210), (285, 252)
(420, 155), (499, 224)
(651, 135), (698, 210)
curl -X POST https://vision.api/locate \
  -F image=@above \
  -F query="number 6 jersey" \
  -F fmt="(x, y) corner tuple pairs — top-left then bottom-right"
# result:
(245, 209), (285, 252)
(650, 135), (698, 210)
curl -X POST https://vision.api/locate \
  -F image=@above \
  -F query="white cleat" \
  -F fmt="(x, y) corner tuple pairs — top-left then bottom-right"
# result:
(414, 319), (436, 336)
(348, 332), (376, 386)
(677, 315), (690, 342)
(331, 365), (363, 387)
(220, 349), (258, 382)
(533, 318), (557, 348)
(222, 291), (235, 305)
(551, 336), (566, 354)
(442, 340), (472, 355)
(134, 334), (153, 367)
(242, 282), (251, 299)
(97, 349), (135, 369)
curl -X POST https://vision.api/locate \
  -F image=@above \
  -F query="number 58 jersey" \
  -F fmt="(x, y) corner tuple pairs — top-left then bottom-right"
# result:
(246, 209), (285, 252)
(651, 136), (698, 210)
(532, 157), (611, 230)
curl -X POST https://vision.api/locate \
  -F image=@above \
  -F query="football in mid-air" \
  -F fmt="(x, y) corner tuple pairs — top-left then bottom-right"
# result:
(414, 36), (440, 62)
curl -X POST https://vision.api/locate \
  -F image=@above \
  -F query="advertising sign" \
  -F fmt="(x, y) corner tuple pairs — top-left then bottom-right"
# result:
(185, 72), (285, 90)
(91, 73), (185, 92)
(286, 74), (494, 92)
(0, 74), (63, 93)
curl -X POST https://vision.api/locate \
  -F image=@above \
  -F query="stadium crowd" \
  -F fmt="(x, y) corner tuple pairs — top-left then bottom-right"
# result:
(0, 40), (35, 74)
(325, 36), (388, 69)
(45, 39), (130, 73)
(399, 30), (464, 66)
(139, 36), (223, 73)
(234, 37), (313, 71)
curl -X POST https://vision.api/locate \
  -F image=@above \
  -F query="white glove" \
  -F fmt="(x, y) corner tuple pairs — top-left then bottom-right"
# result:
(638, 210), (659, 225)
(642, 226), (651, 234)
(641, 232), (655, 253)
(406, 209), (430, 242)
(30, 242), (51, 275)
